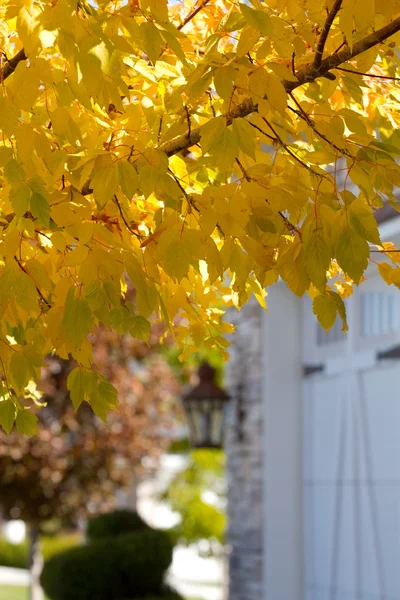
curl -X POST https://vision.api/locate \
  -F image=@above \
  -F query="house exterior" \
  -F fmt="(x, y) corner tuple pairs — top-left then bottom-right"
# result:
(225, 208), (400, 600)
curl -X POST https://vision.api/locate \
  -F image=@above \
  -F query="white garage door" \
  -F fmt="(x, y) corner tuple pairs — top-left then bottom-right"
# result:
(303, 277), (400, 600)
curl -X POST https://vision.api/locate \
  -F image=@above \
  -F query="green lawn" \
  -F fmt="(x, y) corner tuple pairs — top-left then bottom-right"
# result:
(0, 586), (30, 600)
(0, 587), (199, 600)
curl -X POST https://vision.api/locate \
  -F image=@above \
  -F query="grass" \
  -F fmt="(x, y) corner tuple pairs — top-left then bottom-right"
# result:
(0, 586), (29, 600)
(0, 587), (199, 600)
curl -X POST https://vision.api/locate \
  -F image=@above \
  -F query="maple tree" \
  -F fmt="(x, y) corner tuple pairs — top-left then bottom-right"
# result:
(1, 0), (400, 429)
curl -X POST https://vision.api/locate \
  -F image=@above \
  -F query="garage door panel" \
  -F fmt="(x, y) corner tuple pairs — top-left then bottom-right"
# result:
(304, 377), (351, 482)
(304, 362), (400, 600)
(362, 365), (400, 481)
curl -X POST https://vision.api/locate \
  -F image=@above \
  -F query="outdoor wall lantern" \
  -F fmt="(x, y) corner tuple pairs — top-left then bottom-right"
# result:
(181, 362), (230, 449)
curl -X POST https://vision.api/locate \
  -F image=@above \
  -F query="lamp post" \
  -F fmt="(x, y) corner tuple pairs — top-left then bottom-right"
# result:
(181, 362), (230, 449)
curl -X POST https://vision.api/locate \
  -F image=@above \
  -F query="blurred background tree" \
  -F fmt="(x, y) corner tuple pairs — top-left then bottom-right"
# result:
(160, 448), (226, 557)
(0, 323), (182, 600)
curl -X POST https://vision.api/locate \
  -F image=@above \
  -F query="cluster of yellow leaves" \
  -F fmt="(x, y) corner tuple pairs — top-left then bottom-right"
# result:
(0, 0), (400, 430)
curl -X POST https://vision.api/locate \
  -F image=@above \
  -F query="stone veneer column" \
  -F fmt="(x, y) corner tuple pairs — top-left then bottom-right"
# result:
(225, 298), (264, 600)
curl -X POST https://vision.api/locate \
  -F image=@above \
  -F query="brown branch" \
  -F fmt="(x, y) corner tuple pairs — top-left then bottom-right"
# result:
(314, 0), (343, 70)
(336, 66), (400, 81)
(1, 49), (27, 82)
(178, 0), (211, 30)
(158, 16), (400, 160)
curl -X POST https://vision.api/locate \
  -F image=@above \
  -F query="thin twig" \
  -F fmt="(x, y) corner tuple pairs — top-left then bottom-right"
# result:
(336, 66), (400, 81)
(288, 92), (352, 157)
(114, 195), (141, 238)
(247, 121), (276, 142)
(168, 168), (190, 200)
(206, 90), (216, 117)
(157, 115), (163, 143)
(314, 0), (343, 69)
(333, 40), (347, 54)
(262, 117), (321, 176)
(178, 0), (211, 30)
(14, 257), (51, 308)
(235, 158), (251, 181)
(184, 105), (191, 140)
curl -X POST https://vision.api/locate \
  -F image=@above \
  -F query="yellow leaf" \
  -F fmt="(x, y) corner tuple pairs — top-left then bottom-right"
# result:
(313, 293), (337, 331)
(265, 74), (287, 114)
(237, 26), (260, 58)
(303, 223), (331, 292)
(148, 0), (168, 21)
(335, 225), (369, 284)
(65, 246), (90, 267)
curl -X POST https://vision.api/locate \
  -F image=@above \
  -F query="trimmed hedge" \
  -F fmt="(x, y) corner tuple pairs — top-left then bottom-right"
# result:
(40, 529), (174, 600)
(87, 510), (149, 541)
(0, 537), (27, 569)
(0, 534), (81, 569)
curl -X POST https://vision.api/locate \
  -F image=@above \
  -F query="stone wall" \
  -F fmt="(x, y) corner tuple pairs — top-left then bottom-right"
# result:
(225, 299), (264, 600)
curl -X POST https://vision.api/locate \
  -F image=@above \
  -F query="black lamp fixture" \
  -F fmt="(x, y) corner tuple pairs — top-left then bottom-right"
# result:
(181, 362), (230, 449)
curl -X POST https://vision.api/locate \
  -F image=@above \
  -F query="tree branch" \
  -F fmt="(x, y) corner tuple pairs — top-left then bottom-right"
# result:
(158, 16), (400, 159)
(314, 0), (343, 70)
(178, 0), (211, 30)
(336, 66), (400, 81)
(287, 16), (400, 91)
(1, 49), (27, 82)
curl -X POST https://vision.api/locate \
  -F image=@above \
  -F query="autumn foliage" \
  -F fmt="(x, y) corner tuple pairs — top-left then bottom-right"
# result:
(0, 0), (400, 428)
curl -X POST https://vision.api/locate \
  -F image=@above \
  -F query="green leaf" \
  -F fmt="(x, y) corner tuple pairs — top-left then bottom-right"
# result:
(0, 97), (20, 137)
(214, 66), (235, 101)
(164, 239), (193, 281)
(349, 199), (381, 246)
(9, 185), (30, 218)
(0, 400), (16, 434)
(330, 292), (348, 332)
(313, 294), (337, 331)
(148, 0), (168, 22)
(30, 192), (50, 227)
(16, 410), (38, 436)
(209, 125), (239, 171)
(304, 225), (331, 292)
(117, 161), (139, 199)
(140, 22), (163, 64)
(4, 159), (25, 185)
(62, 297), (93, 348)
(126, 261), (159, 317)
(240, 4), (272, 36)
(130, 316), (151, 341)
(67, 367), (89, 410)
(9, 352), (31, 393)
(90, 379), (118, 422)
(232, 118), (256, 159)
(335, 225), (369, 284)
(91, 163), (117, 209)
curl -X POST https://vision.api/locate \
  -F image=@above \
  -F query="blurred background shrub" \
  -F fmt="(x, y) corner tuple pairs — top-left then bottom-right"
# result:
(40, 510), (181, 600)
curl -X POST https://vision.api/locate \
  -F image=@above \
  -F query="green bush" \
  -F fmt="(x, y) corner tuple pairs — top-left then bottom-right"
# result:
(0, 533), (81, 570)
(0, 537), (28, 569)
(41, 533), (81, 561)
(117, 589), (183, 600)
(87, 509), (149, 541)
(41, 529), (174, 600)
